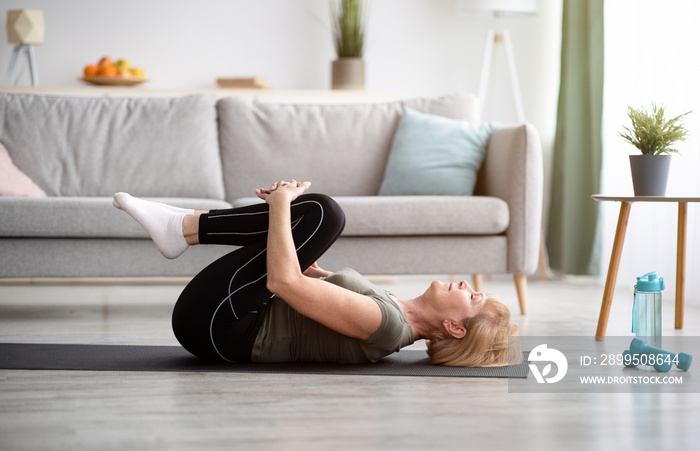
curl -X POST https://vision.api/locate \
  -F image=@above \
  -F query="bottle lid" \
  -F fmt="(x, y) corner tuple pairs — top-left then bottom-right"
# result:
(635, 272), (665, 292)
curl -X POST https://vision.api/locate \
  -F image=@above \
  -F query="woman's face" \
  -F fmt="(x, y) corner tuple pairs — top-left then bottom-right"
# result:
(425, 279), (486, 319)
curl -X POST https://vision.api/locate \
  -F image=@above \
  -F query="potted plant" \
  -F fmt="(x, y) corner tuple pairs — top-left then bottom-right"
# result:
(330, 0), (366, 90)
(619, 103), (691, 196)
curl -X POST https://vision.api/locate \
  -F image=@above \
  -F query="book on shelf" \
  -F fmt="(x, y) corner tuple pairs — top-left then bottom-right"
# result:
(216, 77), (271, 89)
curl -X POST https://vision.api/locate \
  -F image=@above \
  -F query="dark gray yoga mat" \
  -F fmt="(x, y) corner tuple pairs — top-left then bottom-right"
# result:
(0, 343), (529, 378)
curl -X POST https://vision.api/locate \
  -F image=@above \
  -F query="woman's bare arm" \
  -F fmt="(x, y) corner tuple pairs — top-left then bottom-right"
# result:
(257, 181), (381, 340)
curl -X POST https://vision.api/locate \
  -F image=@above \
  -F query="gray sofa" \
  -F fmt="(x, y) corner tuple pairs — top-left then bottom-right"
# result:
(0, 91), (542, 313)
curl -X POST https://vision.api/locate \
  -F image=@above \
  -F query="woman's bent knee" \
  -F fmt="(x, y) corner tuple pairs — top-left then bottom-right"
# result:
(296, 193), (346, 234)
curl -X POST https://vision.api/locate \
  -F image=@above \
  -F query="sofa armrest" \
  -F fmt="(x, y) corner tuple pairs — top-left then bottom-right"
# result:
(475, 123), (543, 274)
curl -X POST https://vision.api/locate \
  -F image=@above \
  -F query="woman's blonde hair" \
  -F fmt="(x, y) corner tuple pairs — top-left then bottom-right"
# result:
(426, 295), (521, 367)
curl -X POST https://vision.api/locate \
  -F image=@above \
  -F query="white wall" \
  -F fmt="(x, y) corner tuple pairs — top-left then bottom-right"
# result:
(601, 0), (700, 305)
(1, 0), (561, 150)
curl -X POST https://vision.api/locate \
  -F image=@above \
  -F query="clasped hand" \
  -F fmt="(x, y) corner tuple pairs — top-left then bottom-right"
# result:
(256, 179), (311, 204)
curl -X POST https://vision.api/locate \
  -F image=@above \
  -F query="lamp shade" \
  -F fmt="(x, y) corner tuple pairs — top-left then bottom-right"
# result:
(457, 0), (537, 17)
(7, 10), (45, 45)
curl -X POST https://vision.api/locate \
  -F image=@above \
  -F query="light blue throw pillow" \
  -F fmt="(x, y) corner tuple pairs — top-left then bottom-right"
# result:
(379, 107), (495, 196)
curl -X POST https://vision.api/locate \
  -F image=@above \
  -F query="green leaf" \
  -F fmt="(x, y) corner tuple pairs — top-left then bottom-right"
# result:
(619, 103), (691, 155)
(331, 0), (366, 58)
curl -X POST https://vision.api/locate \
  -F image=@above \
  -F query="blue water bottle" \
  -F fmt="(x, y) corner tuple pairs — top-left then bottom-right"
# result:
(632, 272), (664, 348)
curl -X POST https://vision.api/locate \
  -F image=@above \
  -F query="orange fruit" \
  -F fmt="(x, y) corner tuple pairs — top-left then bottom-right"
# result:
(97, 64), (117, 77)
(83, 64), (99, 77)
(98, 57), (112, 67)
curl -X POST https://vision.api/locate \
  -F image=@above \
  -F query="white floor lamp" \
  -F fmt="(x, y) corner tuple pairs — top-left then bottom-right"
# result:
(458, 1), (549, 282)
(457, 0), (537, 122)
(5, 9), (45, 86)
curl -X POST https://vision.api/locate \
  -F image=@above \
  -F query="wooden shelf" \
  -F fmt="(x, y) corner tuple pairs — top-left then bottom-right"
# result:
(0, 85), (399, 102)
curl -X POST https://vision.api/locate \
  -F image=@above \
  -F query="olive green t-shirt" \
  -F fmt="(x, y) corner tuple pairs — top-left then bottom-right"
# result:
(251, 268), (415, 363)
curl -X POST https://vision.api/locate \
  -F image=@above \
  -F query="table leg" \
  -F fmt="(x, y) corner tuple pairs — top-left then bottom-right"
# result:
(675, 202), (687, 329)
(596, 202), (632, 340)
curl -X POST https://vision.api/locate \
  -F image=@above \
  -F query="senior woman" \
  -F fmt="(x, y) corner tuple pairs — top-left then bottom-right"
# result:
(113, 180), (518, 367)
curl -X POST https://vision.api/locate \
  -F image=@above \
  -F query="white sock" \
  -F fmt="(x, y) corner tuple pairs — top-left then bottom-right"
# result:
(113, 192), (193, 259)
(112, 197), (194, 215)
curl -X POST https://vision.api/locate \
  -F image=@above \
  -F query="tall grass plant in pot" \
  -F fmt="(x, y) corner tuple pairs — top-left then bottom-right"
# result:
(619, 104), (691, 196)
(330, 0), (366, 90)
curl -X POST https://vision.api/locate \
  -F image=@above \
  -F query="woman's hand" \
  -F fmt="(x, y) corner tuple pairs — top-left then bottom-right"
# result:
(256, 180), (311, 204)
(303, 261), (332, 279)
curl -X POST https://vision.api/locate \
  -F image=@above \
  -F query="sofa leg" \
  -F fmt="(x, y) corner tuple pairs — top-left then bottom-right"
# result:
(513, 274), (528, 315)
(472, 274), (483, 292)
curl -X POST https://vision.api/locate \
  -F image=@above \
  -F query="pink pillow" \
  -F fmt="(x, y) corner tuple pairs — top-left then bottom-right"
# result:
(0, 142), (47, 197)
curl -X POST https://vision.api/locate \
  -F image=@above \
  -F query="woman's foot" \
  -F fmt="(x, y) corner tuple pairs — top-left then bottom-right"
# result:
(112, 197), (193, 215)
(113, 193), (194, 259)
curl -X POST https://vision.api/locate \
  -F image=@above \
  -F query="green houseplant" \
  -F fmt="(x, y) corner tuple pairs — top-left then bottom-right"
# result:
(619, 103), (691, 196)
(330, 0), (366, 90)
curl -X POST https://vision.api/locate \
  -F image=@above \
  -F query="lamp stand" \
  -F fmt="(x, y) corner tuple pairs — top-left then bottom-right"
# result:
(477, 25), (549, 281)
(476, 29), (525, 122)
(5, 44), (39, 86)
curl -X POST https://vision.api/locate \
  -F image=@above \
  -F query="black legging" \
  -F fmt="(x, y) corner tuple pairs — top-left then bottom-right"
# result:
(171, 193), (346, 362)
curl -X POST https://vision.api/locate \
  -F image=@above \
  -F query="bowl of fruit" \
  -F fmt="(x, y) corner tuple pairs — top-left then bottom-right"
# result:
(81, 57), (148, 86)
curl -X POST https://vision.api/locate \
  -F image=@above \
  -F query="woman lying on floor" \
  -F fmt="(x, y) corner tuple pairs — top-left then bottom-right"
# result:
(113, 180), (519, 367)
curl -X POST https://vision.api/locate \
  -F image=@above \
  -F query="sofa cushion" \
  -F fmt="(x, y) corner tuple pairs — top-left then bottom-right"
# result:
(0, 197), (232, 238)
(0, 93), (224, 199)
(231, 195), (509, 236)
(217, 93), (480, 201)
(0, 142), (47, 197)
(379, 108), (495, 196)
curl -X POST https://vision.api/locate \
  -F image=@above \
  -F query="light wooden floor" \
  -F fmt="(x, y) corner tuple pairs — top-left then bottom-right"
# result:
(1, 274), (699, 450)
